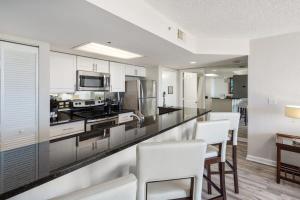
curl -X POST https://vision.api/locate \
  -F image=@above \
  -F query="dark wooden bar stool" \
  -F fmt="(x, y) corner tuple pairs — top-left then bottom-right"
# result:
(207, 112), (241, 194)
(195, 120), (231, 200)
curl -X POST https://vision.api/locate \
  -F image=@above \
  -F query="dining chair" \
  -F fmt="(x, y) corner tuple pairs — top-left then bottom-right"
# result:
(195, 120), (230, 200)
(51, 174), (137, 200)
(136, 140), (207, 200)
(208, 112), (240, 193)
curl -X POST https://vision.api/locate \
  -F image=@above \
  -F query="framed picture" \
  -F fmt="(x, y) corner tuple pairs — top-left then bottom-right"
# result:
(168, 86), (173, 94)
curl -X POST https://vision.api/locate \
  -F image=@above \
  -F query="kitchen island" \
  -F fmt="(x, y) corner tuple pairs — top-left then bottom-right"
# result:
(2, 108), (210, 200)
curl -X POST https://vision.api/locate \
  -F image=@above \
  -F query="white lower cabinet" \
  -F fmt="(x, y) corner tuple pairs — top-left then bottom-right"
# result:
(110, 62), (125, 92)
(50, 121), (85, 140)
(49, 138), (77, 170)
(50, 52), (77, 93)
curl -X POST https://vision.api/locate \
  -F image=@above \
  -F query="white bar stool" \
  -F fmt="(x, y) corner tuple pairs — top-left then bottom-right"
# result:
(51, 174), (137, 200)
(195, 120), (230, 200)
(208, 112), (240, 193)
(136, 140), (207, 200)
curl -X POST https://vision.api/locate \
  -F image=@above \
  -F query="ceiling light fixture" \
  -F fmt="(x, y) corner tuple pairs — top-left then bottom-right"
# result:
(74, 42), (142, 59)
(190, 61), (197, 64)
(205, 73), (219, 77)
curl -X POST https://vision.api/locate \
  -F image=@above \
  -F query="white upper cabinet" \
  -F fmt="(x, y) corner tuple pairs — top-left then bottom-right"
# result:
(77, 56), (109, 73)
(94, 59), (109, 73)
(125, 64), (146, 77)
(0, 42), (38, 151)
(50, 52), (76, 93)
(110, 62), (125, 92)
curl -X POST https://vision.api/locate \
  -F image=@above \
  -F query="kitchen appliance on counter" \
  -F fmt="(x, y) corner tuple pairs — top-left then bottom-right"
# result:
(77, 70), (110, 91)
(69, 99), (127, 132)
(123, 80), (157, 117)
(72, 99), (105, 108)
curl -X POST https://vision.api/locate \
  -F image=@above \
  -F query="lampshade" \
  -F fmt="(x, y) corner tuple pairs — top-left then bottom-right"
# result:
(285, 105), (300, 119)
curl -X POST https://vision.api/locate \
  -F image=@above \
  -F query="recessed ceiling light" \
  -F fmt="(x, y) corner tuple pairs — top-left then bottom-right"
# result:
(212, 69), (217, 72)
(74, 42), (142, 59)
(205, 73), (219, 77)
(190, 61), (197, 64)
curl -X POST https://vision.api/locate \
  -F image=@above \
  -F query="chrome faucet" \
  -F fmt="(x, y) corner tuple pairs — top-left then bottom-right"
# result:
(130, 112), (144, 124)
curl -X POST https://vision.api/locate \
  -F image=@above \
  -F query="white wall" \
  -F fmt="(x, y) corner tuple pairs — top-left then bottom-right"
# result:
(205, 77), (228, 98)
(159, 67), (179, 107)
(248, 32), (300, 166)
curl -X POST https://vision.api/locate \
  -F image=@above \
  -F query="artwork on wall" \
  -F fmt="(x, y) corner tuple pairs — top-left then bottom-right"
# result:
(168, 86), (173, 94)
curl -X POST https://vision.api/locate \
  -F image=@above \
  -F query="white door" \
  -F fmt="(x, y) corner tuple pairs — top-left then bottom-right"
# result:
(0, 42), (38, 151)
(183, 72), (198, 108)
(110, 62), (125, 92)
(50, 52), (76, 93)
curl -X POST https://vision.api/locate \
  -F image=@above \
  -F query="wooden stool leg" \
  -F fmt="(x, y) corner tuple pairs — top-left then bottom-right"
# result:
(207, 163), (212, 194)
(232, 145), (239, 193)
(219, 162), (226, 200)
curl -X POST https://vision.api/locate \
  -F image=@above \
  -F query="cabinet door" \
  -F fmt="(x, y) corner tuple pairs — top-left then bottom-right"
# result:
(125, 64), (136, 76)
(137, 67), (146, 77)
(125, 64), (146, 77)
(49, 138), (77, 170)
(77, 56), (95, 71)
(50, 52), (76, 93)
(95, 59), (109, 73)
(110, 62), (125, 92)
(0, 42), (38, 151)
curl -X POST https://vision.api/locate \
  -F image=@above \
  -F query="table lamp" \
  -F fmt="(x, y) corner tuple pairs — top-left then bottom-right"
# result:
(285, 105), (300, 119)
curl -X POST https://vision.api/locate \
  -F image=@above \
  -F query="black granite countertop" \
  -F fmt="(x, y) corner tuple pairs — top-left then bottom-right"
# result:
(0, 108), (210, 199)
(50, 112), (85, 126)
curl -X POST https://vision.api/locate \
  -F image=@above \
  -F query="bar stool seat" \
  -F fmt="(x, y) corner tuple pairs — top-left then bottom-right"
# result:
(205, 145), (218, 159)
(147, 179), (191, 200)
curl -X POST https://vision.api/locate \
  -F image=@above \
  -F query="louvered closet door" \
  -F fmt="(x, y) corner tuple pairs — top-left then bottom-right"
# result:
(0, 42), (38, 151)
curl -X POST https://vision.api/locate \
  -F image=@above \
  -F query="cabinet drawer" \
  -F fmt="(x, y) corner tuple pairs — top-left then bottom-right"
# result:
(118, 112), (134, 124)
(50, 121), (85, 139)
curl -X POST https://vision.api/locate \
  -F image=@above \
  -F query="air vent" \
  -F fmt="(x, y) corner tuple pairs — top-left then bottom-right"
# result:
(177, 29), (185, 40)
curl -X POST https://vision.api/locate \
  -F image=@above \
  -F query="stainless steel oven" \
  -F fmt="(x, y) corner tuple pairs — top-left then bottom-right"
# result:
(77, 70), (110, 91)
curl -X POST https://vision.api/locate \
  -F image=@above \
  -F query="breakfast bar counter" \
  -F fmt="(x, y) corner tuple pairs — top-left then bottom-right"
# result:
(1, 108), (209, 200)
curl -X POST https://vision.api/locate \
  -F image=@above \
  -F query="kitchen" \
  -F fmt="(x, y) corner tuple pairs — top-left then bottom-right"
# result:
(0, 38), (210, 199)
(2, 1), (300, 200)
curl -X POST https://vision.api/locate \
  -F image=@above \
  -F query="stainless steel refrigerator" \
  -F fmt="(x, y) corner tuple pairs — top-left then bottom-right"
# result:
(123, 80), (157, 116)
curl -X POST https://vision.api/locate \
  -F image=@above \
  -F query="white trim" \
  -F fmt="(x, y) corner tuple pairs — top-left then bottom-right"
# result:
(238, 137), (248, 143)
(246, 154), (276, 167)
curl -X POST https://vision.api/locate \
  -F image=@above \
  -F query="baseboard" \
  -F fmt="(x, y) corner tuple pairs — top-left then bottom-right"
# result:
(238, 137), (248, 143)
(246, 155), (276, 167)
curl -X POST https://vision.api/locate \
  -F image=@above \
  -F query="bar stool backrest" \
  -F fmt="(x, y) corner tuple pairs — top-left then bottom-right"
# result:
(208, 112), (240, 146)
(195, 120), (230, 162)
(136, 140), (207, 200)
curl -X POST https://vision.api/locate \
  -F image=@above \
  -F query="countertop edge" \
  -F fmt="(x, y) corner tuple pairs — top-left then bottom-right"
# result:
(1, 110), (210, 199)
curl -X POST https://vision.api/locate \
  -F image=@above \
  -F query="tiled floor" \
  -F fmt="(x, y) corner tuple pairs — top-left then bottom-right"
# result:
(202, 142), (300, 200)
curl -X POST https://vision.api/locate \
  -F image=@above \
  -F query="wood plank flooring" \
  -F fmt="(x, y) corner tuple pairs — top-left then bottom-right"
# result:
(202, 142), (300, 200)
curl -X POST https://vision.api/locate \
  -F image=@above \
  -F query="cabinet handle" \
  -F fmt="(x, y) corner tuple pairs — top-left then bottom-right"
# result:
(63, 127), (74, 131)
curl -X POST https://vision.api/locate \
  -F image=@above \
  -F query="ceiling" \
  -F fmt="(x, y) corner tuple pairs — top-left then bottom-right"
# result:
(145, 0), (300, 39)
(0, 0), (245, 69)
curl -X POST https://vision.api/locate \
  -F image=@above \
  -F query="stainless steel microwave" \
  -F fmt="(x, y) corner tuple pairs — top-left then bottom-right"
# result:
(77, 70), (110, 91)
